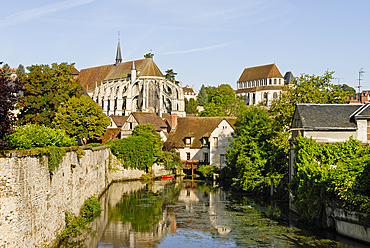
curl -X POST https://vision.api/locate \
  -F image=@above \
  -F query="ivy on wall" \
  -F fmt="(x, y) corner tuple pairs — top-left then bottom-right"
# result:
(289, 136), (370, 226)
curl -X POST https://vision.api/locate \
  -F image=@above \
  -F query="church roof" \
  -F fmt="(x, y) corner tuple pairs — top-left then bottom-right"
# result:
(237, 64), (283, 82)
(139, 58), (164, 77)
(78, 64), (115, 91)
(104, 59), (147, 81)
(166, 117), (236, 148)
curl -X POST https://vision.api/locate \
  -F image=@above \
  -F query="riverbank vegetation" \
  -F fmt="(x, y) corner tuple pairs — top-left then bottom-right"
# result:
(290, 136), (370, 226)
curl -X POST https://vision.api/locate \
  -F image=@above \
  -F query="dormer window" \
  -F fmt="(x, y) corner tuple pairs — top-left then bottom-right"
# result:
(185, 137), (191, 146)
(202, 137), (209, 145)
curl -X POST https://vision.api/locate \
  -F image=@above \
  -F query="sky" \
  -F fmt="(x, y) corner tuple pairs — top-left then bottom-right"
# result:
(1, 0), (370, 92)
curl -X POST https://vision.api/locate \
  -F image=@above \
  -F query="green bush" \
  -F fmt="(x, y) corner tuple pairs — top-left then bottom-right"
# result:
(198, 164), (217, 178)
(162, 150), (182, 170)
(289, 136), (370, 227)
(6, 124), (76, 149)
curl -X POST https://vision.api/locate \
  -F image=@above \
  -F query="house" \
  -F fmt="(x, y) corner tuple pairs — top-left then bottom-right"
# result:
(110, 112), (170, 141)
(289, 103), (370, 181)
(235, 64), (287, 106)
(77, 40), (186, 118)
(166, 117), (236, 168)
(290, 103), (370, 143)
(182, 85), (197, 101)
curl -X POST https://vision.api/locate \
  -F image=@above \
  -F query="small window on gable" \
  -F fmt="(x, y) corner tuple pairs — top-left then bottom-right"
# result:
(214, 137), (218, 147)
(185, 137), (191, 146)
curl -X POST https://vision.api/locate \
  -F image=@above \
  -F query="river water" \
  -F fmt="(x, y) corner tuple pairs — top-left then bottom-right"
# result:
(65, 179), (368, 248)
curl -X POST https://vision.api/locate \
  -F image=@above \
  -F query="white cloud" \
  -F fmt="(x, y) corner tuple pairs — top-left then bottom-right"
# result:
(163, 44), (227, 55)
(0, 0), (97, 28)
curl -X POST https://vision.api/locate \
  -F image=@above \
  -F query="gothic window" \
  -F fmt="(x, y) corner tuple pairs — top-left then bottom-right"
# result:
(269, 79), (272, 85)
(213, 137), (218, 147)
(274, 79), (277, 84)
(253, 93), (256, 104)
(273, 92), (278, 98)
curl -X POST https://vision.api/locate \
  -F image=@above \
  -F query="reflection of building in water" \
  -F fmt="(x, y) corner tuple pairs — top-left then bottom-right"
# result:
(175, 182), (232, 235)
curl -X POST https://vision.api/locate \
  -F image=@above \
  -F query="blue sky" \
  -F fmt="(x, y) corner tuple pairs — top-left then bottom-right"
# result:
(1, 0), (369, 91)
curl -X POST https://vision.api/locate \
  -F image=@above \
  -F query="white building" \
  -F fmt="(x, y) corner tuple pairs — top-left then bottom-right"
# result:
(235, 64), (285, 106)
(166, 116), (236, 168)
(182, 85), (197, 101)
(78, 41), (186, 118)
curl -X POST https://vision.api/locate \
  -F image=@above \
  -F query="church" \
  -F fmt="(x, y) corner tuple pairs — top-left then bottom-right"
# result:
(77, 41), (186, 118)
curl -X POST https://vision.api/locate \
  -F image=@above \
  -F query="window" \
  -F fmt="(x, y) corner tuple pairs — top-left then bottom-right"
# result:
(129, 122), (133, 130)
(213, 137), (218, 147)
(186, 152), (190, 160)
(274, 79), (277, 85)
(220, 154), (225, 164)
(185, 137), (191, 146)
(204, 153), (209, 163)
(202, 137), (208, 145)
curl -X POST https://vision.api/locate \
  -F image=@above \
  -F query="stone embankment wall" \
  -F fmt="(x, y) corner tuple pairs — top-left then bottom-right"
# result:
(326, 207), (370, 244)
(0, 146), (170, 248)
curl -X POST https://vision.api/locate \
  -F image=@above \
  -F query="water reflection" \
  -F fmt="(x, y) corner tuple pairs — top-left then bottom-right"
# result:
(72, 180), (369, 248)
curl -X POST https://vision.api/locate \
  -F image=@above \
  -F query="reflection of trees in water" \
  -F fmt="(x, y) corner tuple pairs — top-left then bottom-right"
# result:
(109, 181), (182, 233)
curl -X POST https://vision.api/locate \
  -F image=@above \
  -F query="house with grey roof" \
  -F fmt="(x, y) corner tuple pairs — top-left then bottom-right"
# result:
(290, 104), (366, 143)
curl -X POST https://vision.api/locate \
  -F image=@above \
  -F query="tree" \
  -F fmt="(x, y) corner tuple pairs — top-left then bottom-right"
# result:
(340, 84), (356, 96)
(165, 69), (177, 82)
(199, 84), (245, 117)
(197, 85), (208, 106)
(0, 67), (23, 150)
(131, 124), (163, 162)
(270, 70), (351, 130)
(185, 98), (198, 114)
(1, 63), (12, 79)
(53, 95), (110, 141)
(16, 64), (26, 79)
(17, 62), (83, 127)
(144, 53), (154, 59)
(225, 106), (288, 192)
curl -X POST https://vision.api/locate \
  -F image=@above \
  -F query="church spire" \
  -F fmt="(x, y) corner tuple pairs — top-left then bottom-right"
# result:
(115, 32), (122, 66)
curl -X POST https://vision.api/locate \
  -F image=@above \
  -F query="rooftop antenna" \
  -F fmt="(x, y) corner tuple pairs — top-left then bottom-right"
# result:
(334, 78), (344, 85)
(358, 68), (365, 93)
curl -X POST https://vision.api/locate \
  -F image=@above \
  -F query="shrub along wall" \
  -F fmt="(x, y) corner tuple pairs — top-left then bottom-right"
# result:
(289, 136), (370, 227)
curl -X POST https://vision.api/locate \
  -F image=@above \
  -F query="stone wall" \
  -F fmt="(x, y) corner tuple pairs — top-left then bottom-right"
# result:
(0, 146), (151, 248)
(326, 207), (370, 244)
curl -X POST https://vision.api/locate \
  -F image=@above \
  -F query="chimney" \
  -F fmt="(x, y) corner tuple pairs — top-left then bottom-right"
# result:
(192, 85), (195, 90)
(171, 114), (178, 130)
(85, 84), (88, 93)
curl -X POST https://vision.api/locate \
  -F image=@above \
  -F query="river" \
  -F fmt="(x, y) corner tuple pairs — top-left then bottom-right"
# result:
(61, 179), (369, 248)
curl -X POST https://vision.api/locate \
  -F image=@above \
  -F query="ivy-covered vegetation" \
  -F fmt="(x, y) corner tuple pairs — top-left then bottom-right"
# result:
(290, 136), (370, 226)
(108, 124), (182, 172)
(53, 196), (101, 247)
(6, 124), (76, 149)
(107, 124), (163, 169)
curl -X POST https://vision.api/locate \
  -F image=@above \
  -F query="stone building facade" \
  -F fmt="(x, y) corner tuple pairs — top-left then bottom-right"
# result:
(235, 64), (285, 106)
(78, 42), (186, 118)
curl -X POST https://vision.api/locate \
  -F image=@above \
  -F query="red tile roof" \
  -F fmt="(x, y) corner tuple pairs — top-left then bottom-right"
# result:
(166, 117), (236, 148)
(110, 115), (129, 127)
(238, 64), (283, 82)
(132, 112), (169, 131)
(78, 64), (115, 91)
